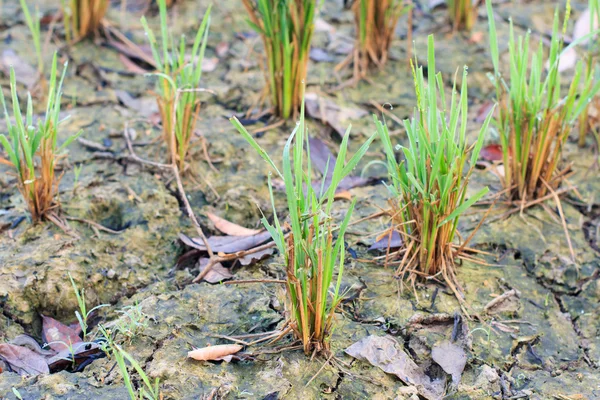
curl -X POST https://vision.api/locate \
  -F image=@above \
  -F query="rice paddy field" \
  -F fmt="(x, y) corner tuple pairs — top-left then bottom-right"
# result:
(0, 0), (599, 399)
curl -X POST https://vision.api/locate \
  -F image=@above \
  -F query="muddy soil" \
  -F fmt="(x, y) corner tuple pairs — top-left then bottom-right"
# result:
(1, 0), (599, 399)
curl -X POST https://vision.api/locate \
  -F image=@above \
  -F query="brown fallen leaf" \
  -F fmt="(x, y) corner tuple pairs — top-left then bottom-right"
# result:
(431, 341), (467, 386)
(346, 335), (445, 400)
(42, 315), (82, 352)
(196, 259), (233, 283)
(237, 247), (274, 266)
(479, 144), (503, 162)
(368, 230), (402, 251)
(0, 343), (50, 376)
(179, 231), (273, 253)
(207, 212), (262, 236)
(188, 344), (243, 362)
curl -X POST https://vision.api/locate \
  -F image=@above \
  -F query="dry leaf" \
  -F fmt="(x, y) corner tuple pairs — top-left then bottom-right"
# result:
(179, 231), (272, 253)
(0, 343), (50, 376)
(188, 344), (242, 361)
(196, 259), (233, 283)
(207, 212), (261, 236)
(368, 230), (402, 251)
(42, 315), (82, 352)
(237, 247), (274, 266)
(431, 341), (467, 386)
(346, 335), (445, 400)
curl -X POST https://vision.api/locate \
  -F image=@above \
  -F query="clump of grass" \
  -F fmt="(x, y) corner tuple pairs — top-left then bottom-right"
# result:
(62, 0), (109, 43)
(375, 34), (493, 300)
(231, 99), (375, 355)
(578, 0), (600, 147)
(448, 0), (477, 31)
(350, 0), (410, 79)
(242, 0), (316, 119)
(140, 0), (211, 170)
(486, 0), (600, 204)
(0, 53), (82, 222)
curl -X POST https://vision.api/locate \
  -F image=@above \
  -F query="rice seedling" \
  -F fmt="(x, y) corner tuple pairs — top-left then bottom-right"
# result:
(375, 35), (493, 300)
(578, 0), (600, 147)
(68, 272), (109, 339)
(242, 0), (316, 119)
(140, 0), (211, 170)
(19, 0), (43, 77)
(0, 53), (83, 223)
(486, 0), (600, 204)
(99, 326), (161, 400)
(230, 98), (375, 355)
(349, 0), (410, 79)
(448, 0), (477, 31)
(62, 0), (109, 43)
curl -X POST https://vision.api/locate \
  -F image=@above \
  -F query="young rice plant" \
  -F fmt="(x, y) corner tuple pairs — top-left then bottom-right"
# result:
(231, 99), (375, 355)
(19, 0), (44, 78)
(350, 0), (410, 79)
(486, 0), (600, 204)
(141, 0), (211, 170)
(0, 53), (82, 222)
(578, 0), (600, 147)
(242, 0), (316, 119)
(375, 35), (493, 301)
(62, 0), (109, 43)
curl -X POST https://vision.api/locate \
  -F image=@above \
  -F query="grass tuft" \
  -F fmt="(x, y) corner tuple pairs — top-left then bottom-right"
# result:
(351, 0), (410, 78)
(487, 0), (600, 203)
(141, 0), (211, 170)
(375, 34), (492, 301)
(448, 0), (477, 31)
(242, 0), (316, 119)
(0, 53), (82, 222)
(62, 0), (109, 43)
(231, 95), (375, 355)
(578, 0), (600, 147)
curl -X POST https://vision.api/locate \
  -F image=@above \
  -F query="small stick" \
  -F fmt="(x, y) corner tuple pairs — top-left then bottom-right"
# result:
(223, 279), (286, 285)
(305, 353), (334, 387)
(65, 217), (123, 234)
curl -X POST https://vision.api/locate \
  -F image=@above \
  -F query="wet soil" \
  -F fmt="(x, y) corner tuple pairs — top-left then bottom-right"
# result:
(1, 0), (599, 399)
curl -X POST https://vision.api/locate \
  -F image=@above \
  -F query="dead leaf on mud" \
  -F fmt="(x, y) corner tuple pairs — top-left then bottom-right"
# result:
(47, 341), (105, 373)
(431, 341), (467, 386)
(207, 212), (262, 236)
(368, 230), (403, 251)
(196, 259), (233, 283)
(305, 92), (368, 137)
(237, 247), (274, 266)
(479, 144), (503, 162)
(345, 335), (446, 400)
(188, 344), (243, 362)
(0, 343), (50, 376)
(179, 231), (272, 253)
(42, 315), (82, 352)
